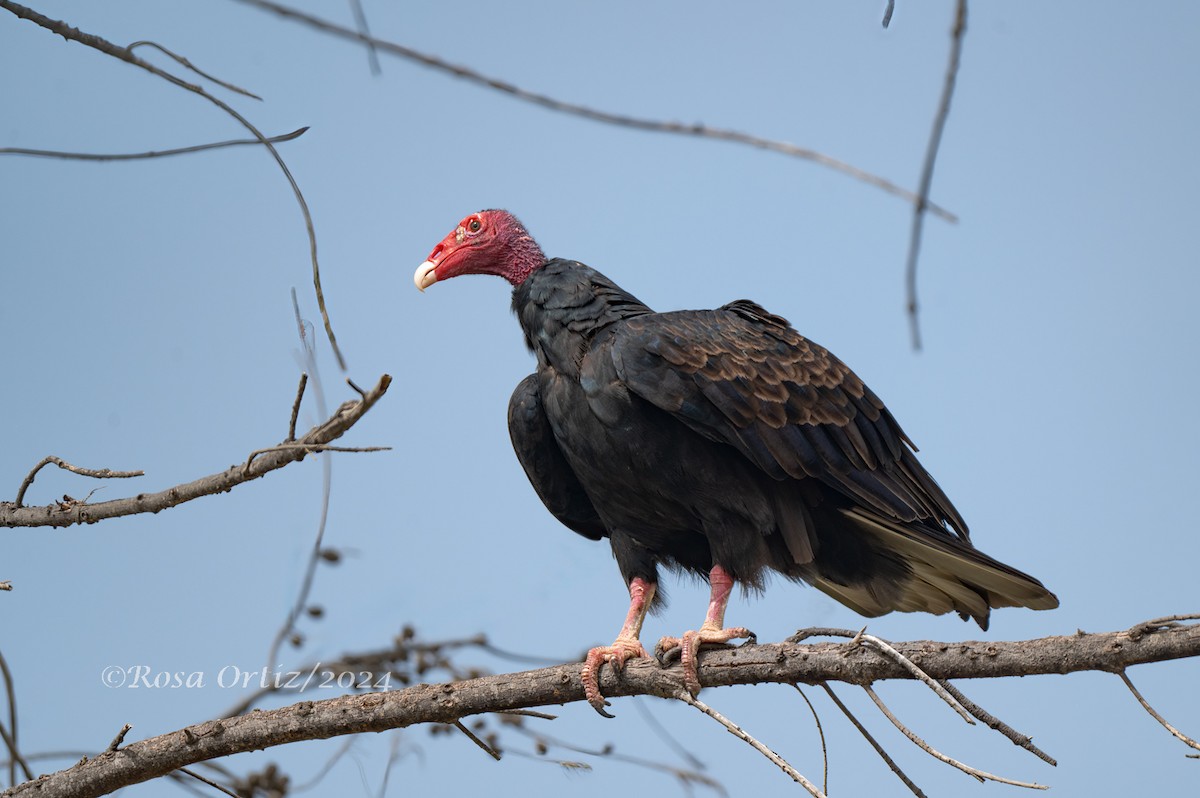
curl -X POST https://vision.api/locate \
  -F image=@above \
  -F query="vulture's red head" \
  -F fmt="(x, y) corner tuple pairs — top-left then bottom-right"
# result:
(414, 210), (545, 291)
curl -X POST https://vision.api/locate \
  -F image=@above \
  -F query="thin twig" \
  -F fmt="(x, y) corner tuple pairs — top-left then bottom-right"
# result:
(0, 1), (347, 370)
(0, 650), (31, 786)
(453, 720), (501, 761)
(0, 128), (308, 161)
(936, 679), (1057, 765)
(632, 697), (705, 771)
(376, 733), (410, 798)
(862, 684), (1046, 789)
(906, 0), (967, 350)
(792, 685), (828, 795)
(1118, 670), (1200, 752)
(127, 40), (262, 99)
(290, 736), (356, 791)
(164, 772), (213, 798)
(787, 626), (864, 644)
(503, 748), (591, 772)
(265, 299), (335, 671)
(882, 0), (896, 28)
(1128, 613), (1200, 640)
(495, 709), (557, 721)
(346, 0), (380, 75)
(791, 627), (974, 725)
(0, 727), (29, 791)
(856, 633), (973, 724)
(232, 0), (957, 224)
(478, 640), (566, 667)
(177, 766), (239, 798)
(676, 690), (825, 797)
(505, 724), (727, 796)
(14, 457), (142, 508)
(287, 373), (309, 441)
(105, 725), (132, 754)
(821, 683), (927, 798)
(243, 443), (390, 475)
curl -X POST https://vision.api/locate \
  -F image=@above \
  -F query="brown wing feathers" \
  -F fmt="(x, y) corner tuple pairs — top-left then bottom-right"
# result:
(616, 302), (966, 538)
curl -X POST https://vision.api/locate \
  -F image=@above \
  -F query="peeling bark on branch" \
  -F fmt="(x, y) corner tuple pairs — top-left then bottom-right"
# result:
(0, 375), (391, 529)
(6, 621), (1197, 798)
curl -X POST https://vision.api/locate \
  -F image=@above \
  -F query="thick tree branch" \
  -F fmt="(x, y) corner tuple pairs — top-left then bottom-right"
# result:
(0, 375), (391, 529)
(6, 619), (1196, 798)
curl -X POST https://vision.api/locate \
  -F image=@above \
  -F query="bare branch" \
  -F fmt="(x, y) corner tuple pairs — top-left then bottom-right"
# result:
(0, 1), (347, 369)
(0, 127), (307, 161)
(375, 734), (409, 798)
(906, 0), (967, 350)
(935, 679), (1057, 765)
(14, 457), (143, 509)
(103, 726), (131, 755)
(290, 736), (356, 791)
(127, 40), (263, 99)
(855, 632), (974, 725)
(1129, 613), (1200, 639)
(1118, 670), (1200, 753)
(495, 709), (557, 721)
(177, 767), (239, 798)
(243, 443), (390, 474)
(632, 698), (705, 771)
(792, 685), (828, 795)
(821, 683), (927, 798)
(265, 306), (336, 673)
(345, 0), (380, 75)
(504, 720), (726, 795)
(863, 684), (1046, 789)
(231, 0), (957, 224)
(882, 0), (896, 28)
(452, 720), (501, 761)
(3, 619), (1197, 798)
(0, 376), (391, 529)
(1, 648), (33, 786)
(287, 373), (309, 442)
(677, 690), (824, 797)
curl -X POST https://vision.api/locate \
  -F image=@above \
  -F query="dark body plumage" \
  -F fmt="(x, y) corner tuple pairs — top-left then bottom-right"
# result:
(508, 258), (1056, 629)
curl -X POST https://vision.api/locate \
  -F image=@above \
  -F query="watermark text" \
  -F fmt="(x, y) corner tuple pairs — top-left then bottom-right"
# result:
(101, 664), (393, 691)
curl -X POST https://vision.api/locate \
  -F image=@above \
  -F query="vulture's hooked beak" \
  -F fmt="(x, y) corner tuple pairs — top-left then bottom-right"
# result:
(414, 260), (438, 292)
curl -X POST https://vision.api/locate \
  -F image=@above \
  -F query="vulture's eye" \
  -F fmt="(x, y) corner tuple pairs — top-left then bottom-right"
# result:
(467, 219), (482, 233)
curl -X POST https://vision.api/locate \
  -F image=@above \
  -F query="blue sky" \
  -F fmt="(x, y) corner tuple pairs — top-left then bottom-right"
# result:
(3, 2), (1198, 796)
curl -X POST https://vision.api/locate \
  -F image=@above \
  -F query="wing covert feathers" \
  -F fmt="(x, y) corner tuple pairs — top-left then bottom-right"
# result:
(612, 301), (968, 538)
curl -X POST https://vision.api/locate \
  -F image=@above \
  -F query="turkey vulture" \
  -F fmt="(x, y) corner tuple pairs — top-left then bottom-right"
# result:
(414, 209), (1057, 714)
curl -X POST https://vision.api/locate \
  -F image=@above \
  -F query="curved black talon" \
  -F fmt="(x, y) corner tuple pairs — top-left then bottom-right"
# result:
(591, 699), (615, 719)
(737, 630), (758, 647)
(655, 643), (681, 667)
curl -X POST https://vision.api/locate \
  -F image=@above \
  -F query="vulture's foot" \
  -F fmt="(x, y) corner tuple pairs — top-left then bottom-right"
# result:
(580, 636), (648, 717)
(656, 625), (755, 695)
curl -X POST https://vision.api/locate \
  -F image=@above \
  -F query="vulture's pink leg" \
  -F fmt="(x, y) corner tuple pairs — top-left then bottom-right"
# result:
(656, 564), (753, 695)
(581, 577), (656, 717)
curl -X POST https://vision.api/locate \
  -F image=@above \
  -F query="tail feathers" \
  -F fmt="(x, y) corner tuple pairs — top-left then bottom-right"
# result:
(810, 507), (1058, 630)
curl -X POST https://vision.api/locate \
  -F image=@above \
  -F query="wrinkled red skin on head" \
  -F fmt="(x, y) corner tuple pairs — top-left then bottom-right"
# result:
(423, 210), (543, 286)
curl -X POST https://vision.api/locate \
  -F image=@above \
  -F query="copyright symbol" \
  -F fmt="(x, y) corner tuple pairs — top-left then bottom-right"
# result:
(101, 666), (126, 688)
